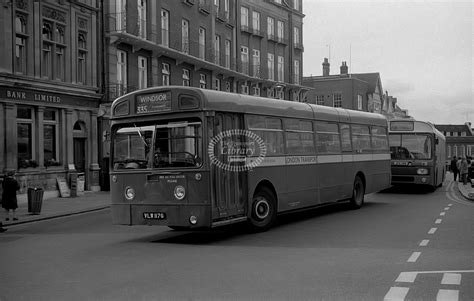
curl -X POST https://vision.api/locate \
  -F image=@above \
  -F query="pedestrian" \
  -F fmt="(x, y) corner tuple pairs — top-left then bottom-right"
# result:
(1, 170), (20, 221)
(459, 157), (469, 185)
(450, 156), (458, 181)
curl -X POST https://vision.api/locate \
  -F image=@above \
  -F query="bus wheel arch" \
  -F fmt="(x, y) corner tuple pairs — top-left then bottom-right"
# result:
(350, 172), (366, 209)
(248, 181), (277, 232)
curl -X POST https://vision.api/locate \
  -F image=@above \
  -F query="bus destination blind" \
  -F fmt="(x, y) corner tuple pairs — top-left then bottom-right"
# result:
(136, 92), (171, 114)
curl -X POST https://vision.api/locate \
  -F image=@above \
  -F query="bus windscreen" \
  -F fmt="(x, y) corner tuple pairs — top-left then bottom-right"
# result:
(389, 134), (432, 160)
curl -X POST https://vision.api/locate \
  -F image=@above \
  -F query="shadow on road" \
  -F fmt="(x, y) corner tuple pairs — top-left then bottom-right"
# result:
(380, 185), (437, 195)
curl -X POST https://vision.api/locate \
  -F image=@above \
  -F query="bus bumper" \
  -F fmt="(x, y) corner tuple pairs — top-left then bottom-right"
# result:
(391, 175), (431, 185)
(111, 204), (211, 228)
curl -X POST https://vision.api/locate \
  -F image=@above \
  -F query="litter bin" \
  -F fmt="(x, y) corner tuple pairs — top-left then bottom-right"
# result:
(27, 187), (44, 214)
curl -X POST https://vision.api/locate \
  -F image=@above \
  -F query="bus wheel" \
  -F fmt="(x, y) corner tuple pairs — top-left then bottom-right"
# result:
(350, 176), (365, 209)
(249, 187), (276, 232)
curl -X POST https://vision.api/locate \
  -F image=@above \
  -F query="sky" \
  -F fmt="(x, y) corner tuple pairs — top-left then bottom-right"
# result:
(302, 0), (473, 125)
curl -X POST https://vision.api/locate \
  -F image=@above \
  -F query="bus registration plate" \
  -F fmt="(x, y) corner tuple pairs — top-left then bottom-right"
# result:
(143, 212), (166, 220)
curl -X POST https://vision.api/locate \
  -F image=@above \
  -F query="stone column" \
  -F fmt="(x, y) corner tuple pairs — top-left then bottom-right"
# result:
(37, 106), (45, 168)
(89, 111), (101, 191)
(0, 102), (5, 172)
(65, 109), (75, 169)
(4, 103), (17, 172)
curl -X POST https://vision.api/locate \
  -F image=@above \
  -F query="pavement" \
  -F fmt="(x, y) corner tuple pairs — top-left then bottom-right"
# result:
(1, 174), (473, 228)
(2, 190), (110, 227)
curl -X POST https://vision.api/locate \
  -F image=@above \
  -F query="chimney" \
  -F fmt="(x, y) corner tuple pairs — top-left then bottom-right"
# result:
(322, 58), (330, 77)
(340, 61), (348, 75)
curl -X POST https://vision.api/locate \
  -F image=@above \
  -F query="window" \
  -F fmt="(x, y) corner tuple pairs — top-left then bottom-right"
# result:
(17, 106), (35, 169)
(274, 0), (282, 4)
(199, 74), (207, 88)
(224, 0), (230, 19)
(333, 93), (342, 107)
(161, 9), (169, 47)
(294, 27), (299, 45)
(252, 49), (260, 77)
(138, 0), (147, 38)
(241, 7), (249, 27)
(241, 82), (249, 94)
(214, 0), (219, 12)
(214, 35), (220, 65)
(285, 119), (314, 154)
(138, 56), (147, 89)
(340, 124), (352, 152)
(15, 14), (28, 75)
(182, 69), (190, 86)
(267, 53), (274, 81)
(116, 50), (127, 94)
(247, 116), (284, 155)
(371, 126), (389, 151)
(294, 0), (300, 10)
(252, 11), (260, 32)
(225, 40), (231, 68)
(199, 27), (206, 59)
(294, 60), (300, 85)
(277, 20), (284, 40)
(41, 20), (66, 81)
(357, 95), (363, 110)
(316, 95), (324, 105)
(267, 17), (274, 38)
(277, 56), (284, 82)
(44, 109), (59, 167)
(77, 33), (87, 85)
(214, 78), (221, 90)
(182, 19), (189, 53)
(162, 63), (170, 86)
(252, 85), (260, 96)
(315, 122), (341, 154)
(241, 46), (249, 74)
(352, 125), (371, 153)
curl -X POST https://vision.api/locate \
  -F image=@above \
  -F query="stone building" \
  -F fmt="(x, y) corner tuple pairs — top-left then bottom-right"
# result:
(0, 0), (102, 197)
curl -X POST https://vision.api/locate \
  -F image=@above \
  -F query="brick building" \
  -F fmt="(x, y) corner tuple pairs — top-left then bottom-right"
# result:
(434, 123), (474, 161)
(0, 0), (102, 196)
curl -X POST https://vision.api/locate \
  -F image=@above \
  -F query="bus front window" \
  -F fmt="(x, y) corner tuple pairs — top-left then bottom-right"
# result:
(389, 134), (432, 160)
(153, 120), (202, 168)
(113, 125), (154, 169)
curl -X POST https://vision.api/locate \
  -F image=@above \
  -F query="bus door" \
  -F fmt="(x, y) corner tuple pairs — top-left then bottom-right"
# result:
(210, 113), (247, 221)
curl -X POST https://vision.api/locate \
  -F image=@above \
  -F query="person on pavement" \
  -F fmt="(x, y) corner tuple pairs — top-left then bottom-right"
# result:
(450, 156), (459, 181)
(2, 170), (20, 221)
(459, 157), (469, 185)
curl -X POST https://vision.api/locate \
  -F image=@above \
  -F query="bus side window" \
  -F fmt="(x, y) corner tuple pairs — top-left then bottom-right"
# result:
(371, 126), (389, 152)
(351, 125), (371, 153)
(284, 119), (314, 154)
(315, 122), (341, 154)
(340, 124), (352, 152)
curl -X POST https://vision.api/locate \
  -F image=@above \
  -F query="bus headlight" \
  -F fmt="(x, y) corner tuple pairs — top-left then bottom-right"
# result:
(125, 186), (135, 200)
(417, 168), (429, 175)
(174, 185), (186, 200)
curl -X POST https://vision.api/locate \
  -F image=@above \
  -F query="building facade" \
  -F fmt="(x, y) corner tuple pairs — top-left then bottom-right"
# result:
(435, 123), (474, 161)
(0, 0), (102, 195)
(302, 58), (384, 114)
(99, 0), (308, 188)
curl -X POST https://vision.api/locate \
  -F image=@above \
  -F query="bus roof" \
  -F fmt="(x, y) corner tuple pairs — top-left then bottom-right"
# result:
(112, 86), (388, 126)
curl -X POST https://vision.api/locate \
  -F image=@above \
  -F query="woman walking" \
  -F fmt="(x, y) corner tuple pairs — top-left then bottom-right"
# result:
(2, 170), (20, 221)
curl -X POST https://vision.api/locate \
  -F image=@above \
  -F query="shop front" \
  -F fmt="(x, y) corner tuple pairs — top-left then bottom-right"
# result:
(0, 86), (101, 197)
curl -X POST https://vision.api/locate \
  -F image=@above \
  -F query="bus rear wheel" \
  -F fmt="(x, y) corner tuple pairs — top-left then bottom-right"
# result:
(350, 176), (365, 209)
(249, 187), (276, 232)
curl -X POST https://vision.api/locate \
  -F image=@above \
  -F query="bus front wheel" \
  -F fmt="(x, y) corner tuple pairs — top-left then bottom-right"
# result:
(249, 187), (276, 232)
(350, 176), (365, 209)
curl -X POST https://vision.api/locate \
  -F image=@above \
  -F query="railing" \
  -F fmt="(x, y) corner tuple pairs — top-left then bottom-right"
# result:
(106, 84), (138, 101)
(107, 13), (157, 41)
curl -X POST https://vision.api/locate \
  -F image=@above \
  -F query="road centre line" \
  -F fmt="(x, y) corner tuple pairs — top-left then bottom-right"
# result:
(441, 273), (461, 285)
(408, 252), (421, 262)
(436, 289), (459, 301)
(444, 207), (450, 210)
(384, 287), (409, 301)
(435, 219), (442, 224)
(428, 228), (437, 234)
(440, 212), (446, 216)
(396, 272), (417, 283)
(419, 239), (429, 246)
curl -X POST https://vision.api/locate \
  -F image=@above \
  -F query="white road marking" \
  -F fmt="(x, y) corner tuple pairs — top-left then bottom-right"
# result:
(435, 219), (442, 224)
(408, 252), (421, 262)
(444, 207), (450, 210)
(440, 212), (446, 216)
(395, 272), (417, 283)
(384, 287), (409, 301)
(419, 239), (429, 246)
(441, 273), (461, 285)
(428, 228), (437, 234)
(448, 203), (453, 206)
(436, 289), (459, 301)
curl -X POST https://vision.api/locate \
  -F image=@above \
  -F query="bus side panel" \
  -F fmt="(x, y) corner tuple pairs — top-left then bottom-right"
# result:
(282, 164), (319, 211)
(317, 158), (350, 203)
(247, 165), (286, 211)
(359, 158), (391, 194)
